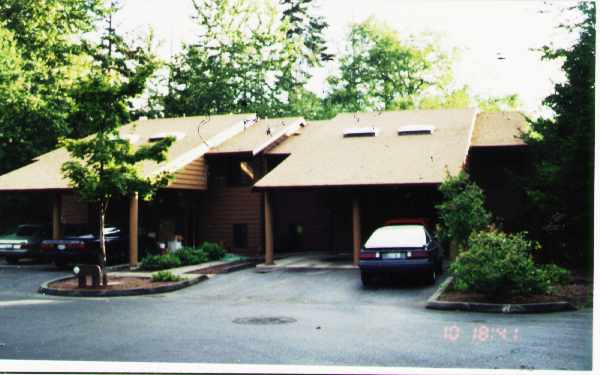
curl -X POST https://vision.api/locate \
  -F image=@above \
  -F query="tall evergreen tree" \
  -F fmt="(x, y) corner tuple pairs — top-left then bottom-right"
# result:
(524, 2), (595, 269)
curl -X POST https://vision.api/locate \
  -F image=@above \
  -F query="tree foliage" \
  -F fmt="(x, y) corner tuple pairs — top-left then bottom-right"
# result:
(0, 0), (105, 174)
(163, 0), (298, 118)
(524, 1), (595, 268)
(435, 171), (492, 251)
(327, 19), (454, 112)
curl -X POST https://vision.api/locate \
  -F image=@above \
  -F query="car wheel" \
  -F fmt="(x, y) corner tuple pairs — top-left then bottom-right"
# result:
(5, 257), (19, 265)
(361, 270), (374, 287)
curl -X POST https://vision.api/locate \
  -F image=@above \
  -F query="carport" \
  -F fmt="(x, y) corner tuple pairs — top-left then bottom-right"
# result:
(256, 109), (479, 266)
(0, 113), (258, 267)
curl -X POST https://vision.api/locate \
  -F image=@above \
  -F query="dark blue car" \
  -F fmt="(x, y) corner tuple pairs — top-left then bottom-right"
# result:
(358, 223), (443, 286)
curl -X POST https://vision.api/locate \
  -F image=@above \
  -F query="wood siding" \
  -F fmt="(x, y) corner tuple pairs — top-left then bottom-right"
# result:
(60, 193), (88, 224)
(168, 158), (208, 190)
(201, 186), (263, 256)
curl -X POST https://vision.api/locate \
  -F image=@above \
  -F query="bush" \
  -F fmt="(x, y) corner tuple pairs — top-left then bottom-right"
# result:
(140, 253), (182, 271)
(435, 171), (492, 251)
(540, 264), (571, 285)
(175, 247), (208, 266)
(450, 229), (549, 295)
(151, 270), (182, 282)
(201, 242), (226, 261)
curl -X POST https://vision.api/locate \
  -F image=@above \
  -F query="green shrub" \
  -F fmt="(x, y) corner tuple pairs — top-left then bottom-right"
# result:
(175, 247), (208, 265)
(151, 270), (182, 282)
(450, 229), (549, 295)
(201, 241), (226, 261)
(540, 264), (571, 285)
(140, 253), (182, 271)
(435, 171), (492, 251)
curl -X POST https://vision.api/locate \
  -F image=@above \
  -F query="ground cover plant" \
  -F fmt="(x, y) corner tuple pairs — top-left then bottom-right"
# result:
(140, 242), (227, 271)
(151, 270), (183, 282)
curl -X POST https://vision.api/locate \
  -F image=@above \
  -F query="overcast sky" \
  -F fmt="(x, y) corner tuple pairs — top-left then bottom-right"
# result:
(115, 0), (581, 116)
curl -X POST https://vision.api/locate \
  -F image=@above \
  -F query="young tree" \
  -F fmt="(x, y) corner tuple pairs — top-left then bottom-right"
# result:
(435, 171), (492, 258)
(524, 2), (595, 268)
(326, 19), (454, 112)
(61, 6), (174, 281)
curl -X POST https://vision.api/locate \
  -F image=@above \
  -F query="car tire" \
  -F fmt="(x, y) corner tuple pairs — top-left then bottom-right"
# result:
(5, 257), (19, 265)
(361, 270), (374, 287)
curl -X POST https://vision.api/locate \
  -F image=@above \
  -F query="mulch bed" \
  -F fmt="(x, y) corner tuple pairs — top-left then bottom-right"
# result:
(440, 281), (593, 308)
(48, 276), (180, 291)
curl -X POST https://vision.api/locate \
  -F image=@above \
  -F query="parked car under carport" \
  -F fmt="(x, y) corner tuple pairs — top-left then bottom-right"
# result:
(0, 224), (51, 264)
(358, 221), (444, 286)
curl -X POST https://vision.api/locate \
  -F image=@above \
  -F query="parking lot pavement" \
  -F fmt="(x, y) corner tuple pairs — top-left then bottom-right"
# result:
(0, 266), (592, 371)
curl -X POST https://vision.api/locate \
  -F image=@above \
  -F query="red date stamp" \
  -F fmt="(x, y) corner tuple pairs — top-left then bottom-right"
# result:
(443, 324), (520, 343)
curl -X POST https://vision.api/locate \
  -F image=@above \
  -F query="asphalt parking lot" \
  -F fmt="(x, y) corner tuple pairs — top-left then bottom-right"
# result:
(0, 260), (593, 371)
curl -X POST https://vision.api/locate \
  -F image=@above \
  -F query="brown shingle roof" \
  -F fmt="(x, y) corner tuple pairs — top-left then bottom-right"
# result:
(0, 113), (255, 191)
(207, 117), (305, 156)
(256, 108), (479, 189)
(471, 112), (527, 147)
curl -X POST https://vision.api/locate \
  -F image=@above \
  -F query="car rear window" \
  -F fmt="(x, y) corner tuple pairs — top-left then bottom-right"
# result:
(364, 225), (427, 249)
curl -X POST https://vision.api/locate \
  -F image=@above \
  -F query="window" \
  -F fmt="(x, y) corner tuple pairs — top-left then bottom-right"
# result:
(343, 127), (379, 137)
(233, 224), (248, 249)
(398, 125), (435, 136)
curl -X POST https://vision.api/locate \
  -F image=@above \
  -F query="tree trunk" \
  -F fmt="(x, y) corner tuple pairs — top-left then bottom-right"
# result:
(99, 201), (108, 286)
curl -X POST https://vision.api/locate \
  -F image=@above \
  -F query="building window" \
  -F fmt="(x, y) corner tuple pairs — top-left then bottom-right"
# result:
(233, 224), (248, 249)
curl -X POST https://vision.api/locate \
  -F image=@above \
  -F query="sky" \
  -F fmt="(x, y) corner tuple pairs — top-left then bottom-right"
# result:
(115, 0), (581, 116)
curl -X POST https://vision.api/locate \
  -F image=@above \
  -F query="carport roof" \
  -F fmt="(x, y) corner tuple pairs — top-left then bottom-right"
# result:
(470, 111), (528, 147)
(256, 108), (479, 189)
(0, 113), (256, 191)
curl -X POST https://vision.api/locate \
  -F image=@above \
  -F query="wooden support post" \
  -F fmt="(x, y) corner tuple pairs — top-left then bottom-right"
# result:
(129, 192), (139, 269)
(52, 193), (61, 240)
(264, 192), (274, 265)
(352, 196), (361, 266)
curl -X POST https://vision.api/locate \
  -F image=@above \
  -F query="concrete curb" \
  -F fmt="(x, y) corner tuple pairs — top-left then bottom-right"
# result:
(426, 276), (577, 313)
(255, 265), (357, 272)
(38, 274), (207, 297)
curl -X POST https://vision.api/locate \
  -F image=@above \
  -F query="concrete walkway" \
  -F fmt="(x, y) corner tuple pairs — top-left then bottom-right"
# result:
(110, 258), (257, 279)
(256, 252), (356, 271)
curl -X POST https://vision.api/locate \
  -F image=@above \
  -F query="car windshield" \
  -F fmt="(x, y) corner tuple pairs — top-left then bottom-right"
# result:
(15, 226), (40, 236)
(364, 225), (427, 249)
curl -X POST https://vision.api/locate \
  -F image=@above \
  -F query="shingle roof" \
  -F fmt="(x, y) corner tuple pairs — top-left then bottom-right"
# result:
(207, 117), (305, 156)
(0, 113), (255, 191)
(471, 111), (527, 147)
(256, 108), (479, 189)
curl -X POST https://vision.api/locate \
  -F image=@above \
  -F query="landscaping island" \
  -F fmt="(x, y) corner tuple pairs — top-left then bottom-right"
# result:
(39, 242), (259, 297)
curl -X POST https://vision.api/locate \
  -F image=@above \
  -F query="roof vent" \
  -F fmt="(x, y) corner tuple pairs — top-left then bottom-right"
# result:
(343, 127), (378, 137)
(398, 125), (435, 136)
(149, 132), (186, 142)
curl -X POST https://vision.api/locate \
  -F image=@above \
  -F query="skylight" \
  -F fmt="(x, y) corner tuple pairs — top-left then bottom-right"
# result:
(148, 132), (186, 142)
(343, 127), (379, 137)
(119, 134), (140, 144)
(398, 125), (435, 135)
